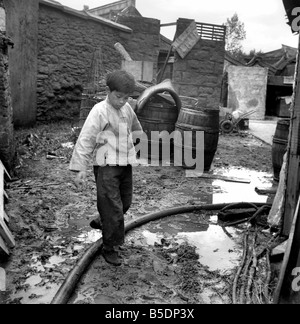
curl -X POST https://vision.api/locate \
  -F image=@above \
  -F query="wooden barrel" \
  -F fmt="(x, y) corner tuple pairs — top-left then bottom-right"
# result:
(272, 119), (290, 181)
(175, 107), (220, 171)
(137, 95), (179, 161)
(137, 95), (179, 134)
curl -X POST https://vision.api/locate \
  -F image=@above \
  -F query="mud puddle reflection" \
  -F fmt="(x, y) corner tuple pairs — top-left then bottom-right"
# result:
(131, 213), (241, 272)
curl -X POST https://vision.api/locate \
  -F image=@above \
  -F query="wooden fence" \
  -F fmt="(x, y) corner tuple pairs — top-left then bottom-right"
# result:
(196, 22), (226, 42)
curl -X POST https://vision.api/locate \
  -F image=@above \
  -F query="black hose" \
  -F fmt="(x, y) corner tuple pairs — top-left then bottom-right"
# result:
(50, 202), (271, 304)
(222, 204), (271, 227)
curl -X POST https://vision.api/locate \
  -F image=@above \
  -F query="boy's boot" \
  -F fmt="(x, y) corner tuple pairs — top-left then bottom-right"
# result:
(102, 246), (122, 266)
(90, 217), (102, 230)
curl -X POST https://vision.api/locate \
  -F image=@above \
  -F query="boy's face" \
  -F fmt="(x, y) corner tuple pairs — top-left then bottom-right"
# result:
(107, 89), (130, 110)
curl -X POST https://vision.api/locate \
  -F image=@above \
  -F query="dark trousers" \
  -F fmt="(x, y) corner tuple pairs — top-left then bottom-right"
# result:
(93, 165), (133, 249)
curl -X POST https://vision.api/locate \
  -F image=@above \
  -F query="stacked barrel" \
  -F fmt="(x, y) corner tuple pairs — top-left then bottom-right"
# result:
(175, 102), (219, 171)
(136, 80), (219, 171)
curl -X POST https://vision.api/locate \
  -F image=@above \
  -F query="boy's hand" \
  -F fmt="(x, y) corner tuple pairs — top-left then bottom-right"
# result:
(96, 132), (108, 145)
(128, 97), (137, 112)
(74, 171), (87, 188)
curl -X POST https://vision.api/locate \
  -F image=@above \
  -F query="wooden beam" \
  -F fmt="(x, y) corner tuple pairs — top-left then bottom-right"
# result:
(0, 217), (15, 248)
(0, 235), (9, 256)
(0, 160), (11, 180)
(0, 267), (6, 291)
(160, 22), (177, 27)
(3, 210), (9, 224)
(185, 172), (251, 184)
(268, 76), (293, 87)
(0, 163), (4, 222)
(283, 33), (300, 236)
(274, 194), (300, 303)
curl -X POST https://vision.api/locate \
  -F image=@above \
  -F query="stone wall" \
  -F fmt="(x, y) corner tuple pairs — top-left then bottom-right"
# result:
(172, 18), (225, 110)
(34, 3), (160, 123)
(227, 66), (268, 120)
(116, 15), (160, 75)
(36, 3), (128, 122)
(0, 35), (15, 170)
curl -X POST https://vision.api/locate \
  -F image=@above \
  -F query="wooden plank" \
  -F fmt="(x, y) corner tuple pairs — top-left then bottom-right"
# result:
(3, 210), (9, 224)
(0, 267), (6, 291)
(274, 194), (300, 304)
(172, 21), (200, 59)
(0, 160), (11, 180)
(283, 33), (300, 236)
(0, 217), (15, 248)
(160, 22), (177, 27)
(196, 21), (227, 29)
(268, 75), (293, 87)
(0, 163), (4, 222)
(255, 187), (278, 195)
(0, 235), (9, 257)
(185, 171), (251, 183)
(284, 156), (300, 235)
(196, 22), (226, 41)
(3, 189), (8, 200)
(121, 60), (154, 82)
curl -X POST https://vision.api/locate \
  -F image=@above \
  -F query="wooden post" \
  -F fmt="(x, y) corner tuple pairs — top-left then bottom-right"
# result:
(283, 32), (300, 236)
(0, 160), (14, 256)
(4, 0), (39, 127)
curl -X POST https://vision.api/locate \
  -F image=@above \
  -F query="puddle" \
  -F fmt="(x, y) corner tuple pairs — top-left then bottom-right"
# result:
(212, 167), (273, 204)
(176, 226), (240, 271)
(11, 282), (61, 304)
(128, 166), (273, 272)
(9, 254), (67, 304)
(45, 255), (65, 268)
(76, 230), (102, 244)
(72, 166), (271, 272)
(133, 214), (241, 272)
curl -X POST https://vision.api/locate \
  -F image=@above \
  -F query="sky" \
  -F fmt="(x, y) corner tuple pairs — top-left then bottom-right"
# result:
(58, 0), (299, 53)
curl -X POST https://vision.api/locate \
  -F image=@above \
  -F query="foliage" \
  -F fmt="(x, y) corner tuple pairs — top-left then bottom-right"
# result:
(224, 13), (246, 57)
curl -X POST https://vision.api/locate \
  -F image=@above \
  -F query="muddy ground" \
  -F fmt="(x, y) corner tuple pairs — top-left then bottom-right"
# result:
(0, 121), (283, 304)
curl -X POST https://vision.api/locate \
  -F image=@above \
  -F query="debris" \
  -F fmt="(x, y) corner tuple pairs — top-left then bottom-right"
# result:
(255, 187), (277, 195)
(7, 182), (63, 191)
(46, 152), (65, 160)
(185, 171), (251, 183)
(271, 240), (288, 257)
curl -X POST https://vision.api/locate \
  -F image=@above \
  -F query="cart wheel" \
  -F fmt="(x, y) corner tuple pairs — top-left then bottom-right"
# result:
(220, 120), (234, 134)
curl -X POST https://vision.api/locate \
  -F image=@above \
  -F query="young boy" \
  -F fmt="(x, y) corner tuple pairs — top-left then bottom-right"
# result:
(69, 70), (143, 266)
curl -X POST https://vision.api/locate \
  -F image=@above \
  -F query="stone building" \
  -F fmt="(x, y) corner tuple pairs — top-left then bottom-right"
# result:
(1, 0), (227, 169)
(0, 0), (14, 171)
(5, 0), (160, 126)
